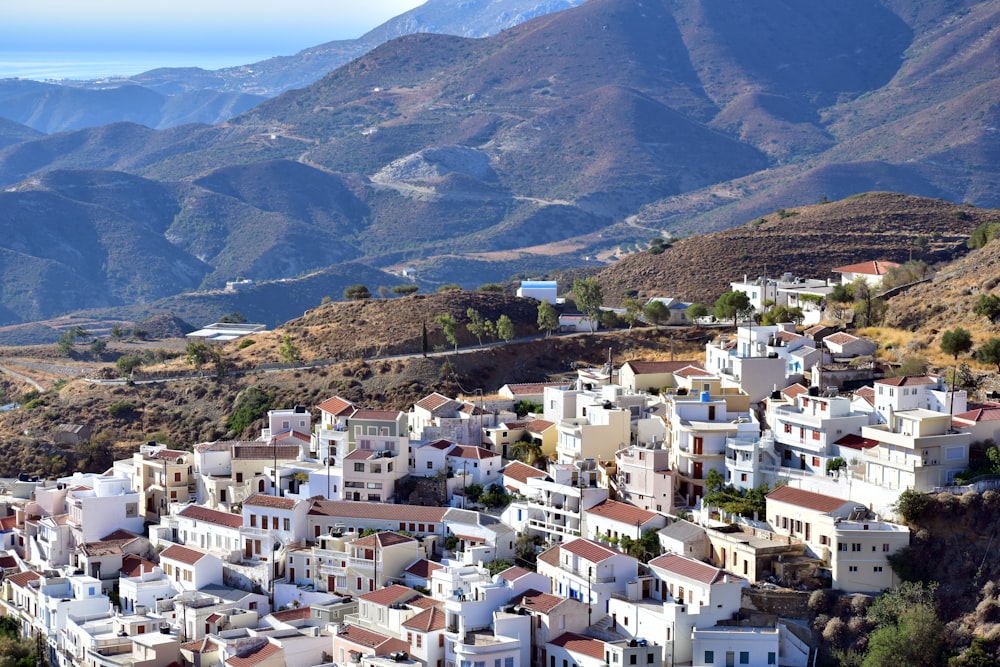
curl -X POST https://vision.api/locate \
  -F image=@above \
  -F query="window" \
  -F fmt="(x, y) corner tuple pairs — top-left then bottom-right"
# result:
(838, 542), (847, 551)
(874, 566), (883, 572)
(283, 518), (290, 531)
(740, 651), (749, 664)
(505, 659), (514, 667)
(250, 515), (257, 527)
(783, 423), (792, 433)
(768, 652), (776, 665)
(174, 472), (182, 482)
(883, 543), (890, 552)
(125, 503), (138, 518)
(852, 543), (861, 552)
(354, 463), (365, 472)
(417, 635), (422, 648)
(849, 566), (858, 572)
(427, 461), (433, 469)
(704, 650), (714, 664)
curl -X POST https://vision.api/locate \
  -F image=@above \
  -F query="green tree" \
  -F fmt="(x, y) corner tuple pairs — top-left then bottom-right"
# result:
(509, 440), (547, 468)
(435, 313), (458, 352)
(497, 314), (515, 342)
(227, 386), (274, 435)
(863, 603), (943, 667)
(218, 311), (247, 323)
(437, 284), (462, 293)
(513, 400), (542, 418)
(974, 294), (1000, 322)
(478, 283), (504, 292)
(537, 300), (559, 337)
(185, 341), (212, 371)
(89, 338), (107, 356)
(941, 327), (974, 360)
(705, 468), (725, 496)
(760, 305), (804, 326)
(378, 285), (389, 298)
(466, 308), (486, 346)
(116, 355), (143, 378)
(572, 277), (603, 333)
(279, 335), (302, 364)
(978, 337), (1000, 373)
(391, 284), (419, 295)
(686, 303), (708, 322)
(343, 284), (371, 300)
(968, 221), (1000, 249)
(852, 278), (886, 327)
(714, 290), (752, 327)
(950, 638), (996, 667)
(464, 483), (484, 504)
(622, 297), (643, 329)
(483, 319), (497, 342)
(421, 321), (428, 357)
(643, 300), (670, 328)
(110, 324), (127, 340)
(57, 329), (77, 355)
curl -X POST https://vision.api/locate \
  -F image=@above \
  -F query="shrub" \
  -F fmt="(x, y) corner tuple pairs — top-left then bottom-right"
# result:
(108, 401), (136, 418)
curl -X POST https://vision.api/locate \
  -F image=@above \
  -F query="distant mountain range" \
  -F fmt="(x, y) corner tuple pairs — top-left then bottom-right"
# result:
(0, 0), (997, 330)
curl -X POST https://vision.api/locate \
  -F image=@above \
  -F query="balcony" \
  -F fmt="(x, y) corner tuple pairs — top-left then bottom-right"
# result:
(528, 519), (580, 538)
(557, 562), (615, 583)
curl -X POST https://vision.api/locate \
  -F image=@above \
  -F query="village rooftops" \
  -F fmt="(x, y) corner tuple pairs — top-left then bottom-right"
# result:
(352, 531), (415, 549)
(766, 485), (852, 514)
(232, 444), (301, 460)
(405, 559), (443, 579)
(560, 537), (622, 563)
(511, 589), (565, 614)
(586, 499), (660, 526)
(160, 544), (211, 566)
(225, 641), (282, 667)
(623, 360), (702, 375)
(402, 606), (447, 632)
(317, 396), (356, 417)
(243, 494), (297, 510)
(832, 260), (900, 276)
(550, 632), (605, 659)
(414, 393), (458, 412)
(649, 552), (742, 585)
(308, 500), (447, 522)
(178, 504), (244, 529)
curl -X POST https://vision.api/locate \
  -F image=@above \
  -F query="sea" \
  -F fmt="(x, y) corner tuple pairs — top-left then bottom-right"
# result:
(0, 50), (277, 81)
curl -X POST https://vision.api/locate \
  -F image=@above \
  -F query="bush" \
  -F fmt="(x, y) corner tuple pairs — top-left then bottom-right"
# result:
(108, 401), (136, 418)
(893, 489), (930, 522)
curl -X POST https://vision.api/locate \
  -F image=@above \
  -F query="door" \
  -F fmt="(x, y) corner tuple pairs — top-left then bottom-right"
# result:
(693, 437), (704, 455)
(726, 651), (735, 667)
(692, 462), (703, 480)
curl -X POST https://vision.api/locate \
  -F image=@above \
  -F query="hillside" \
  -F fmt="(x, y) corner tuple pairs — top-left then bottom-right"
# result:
(594, 192), (999, 306)
(0, 0), (997, 329)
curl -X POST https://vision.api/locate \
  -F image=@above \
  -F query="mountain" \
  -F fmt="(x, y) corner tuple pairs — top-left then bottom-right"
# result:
(0, 0), (997, 329)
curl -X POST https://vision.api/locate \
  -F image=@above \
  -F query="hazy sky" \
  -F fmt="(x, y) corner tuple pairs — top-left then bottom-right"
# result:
(1, 1), (427, 53)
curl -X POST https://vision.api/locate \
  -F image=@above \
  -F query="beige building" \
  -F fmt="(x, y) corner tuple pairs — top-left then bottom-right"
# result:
(861, 409), (972, 491)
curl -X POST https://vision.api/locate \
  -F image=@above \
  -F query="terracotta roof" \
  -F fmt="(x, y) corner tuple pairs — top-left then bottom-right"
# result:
(954, 403), (1000, 424)
(624, 360), (701, 375)
(782, 384), (809, 400)
(181, 637), (220, 653)
(232, 444), (300, 460)
(6, 570), (41, 588)
(178, 504), (244, 529)
(448, 445), (498, 460)
(160, 544), (209, 566)
(832, 260), (900, 276)
(525, 419), (555, 433)
(561, 538), (621, 563)
(120, 554), (158, 578)
(876, 375), (937, 387)
(152, 449), (188, 461)
(317, 396), (356, 417)
(345, 448), (377, 461)
(270, 606), (312, 622)
(426, 439), (455, 450)
(226, 641), (282, 667)
(497, 565), (532, 582)
(834, 434), (880, 451)
(244, 494), (297, 510)
(101, 528), (140, 542)
(824, 332), (859, 346)
(405, 558), (443, 579)
(337, 624), (394, 648)
(549, 632), (605, 659)
(358, 584), (418, 607)
(351, 409), (401, 421)
(766, 485), (851, 514)
(270, 430), (311, 444)
(502, 382), (570, 397)
(537, 545), (561, 567)
(649, 553), (738, 585)
(206, 613), (222, 624)
(458, 402), (483, 415)
(672, 365), (712, 378)
(352, 532), (416, 549)
(511, 589), (564, 614)
(402, 606), (447, 632)
(0, 516), (16, 531)
(776, 330), (805, 343)
(0, 555), (17, 569)
(414, 393), (455, 412)
(501, 461), (547, 484)
(586, 499), (660, 527)
(407, 595), (441, 610)
(853, 386), (876, 407)
(309, 500), (446, 522)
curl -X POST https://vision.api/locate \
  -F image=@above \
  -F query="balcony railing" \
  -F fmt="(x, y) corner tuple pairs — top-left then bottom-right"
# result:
(557, 563), (615, 583)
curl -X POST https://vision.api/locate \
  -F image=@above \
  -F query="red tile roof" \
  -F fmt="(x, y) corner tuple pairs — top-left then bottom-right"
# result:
(352, 409), (402, 421)
(244, 494), (297, 510)
(448, 445), (498, 460)
(853, 386), (876, 407)
(497, 565), (532, 582)
(317, 396), (356, 417)
(152, 449), (189, 461)
(782, 384), (809, 400)
(270, 606), (313, 622)
(586, 499), (660, 527)
(875, 375), (937, 387)
(352, 532), (416, 549)
(405, 559), (443, 579)
(345, 448), (377, 461)
(624, 360), (701, 375)
(0, 516), (16, 531)
(823, 332), (859, 346)
(270, 431), (311, 444)
(500, 461), (547, 484)
(308, 500), (446, 522)
(0, 555), (18, 569)
(414, 393), (455, 412)
(358, 584), (418, 606)
(206, 613), (222, 624)
(511, 589), (564, 614)
(954, 403), (1000, 424)
(549, 632), (605, 659)
(6, 570), (41, 588)
(101, 528), (140, 542)
(766, 485), (852, 513)
(160, 544), (210, 566)
(232, 444), (300, 460)
(561, 538), (620, 564)
(502, 382), (570, 397)
(178, 504), (244, 529)
(671, 365), (712, 378)
(225, 641), (282, 667)
(834, 434), (880, 451)
(649, 553), (739, 585)
(195, 440), (240, 453)
(181, 637), (220, 653)
(525, 419), (555, 433)
(402, 606), (447, 632)
(832, 260), (900, 276)
(120, 554), (158, 578)
(337, 624), (394, 648)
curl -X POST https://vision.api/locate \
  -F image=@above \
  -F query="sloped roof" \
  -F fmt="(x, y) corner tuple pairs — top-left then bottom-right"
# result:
(561, 538), (621, 564)
(673, 364), (712, 378)
(500, 460), (547, 484)
(623, 360), (701, 375)
(549, 632), (605, 659)
(414, 393), (456, 412)
(402, 606), (447, 632)
(649, 553), (738, 585)
(178, 504), (243, 529)
(766, 485), (852, 513)
(120, 554), (158, 578)
(181, 637), (221, 653)
(876, 375), (937, 387)
(337, 624), (394, 648)
(852, 386), (876, 407)
(782, 383), (809, 400)
(352, 409), (401, 421)
(832, 260), (900, 276)
(954, 402), (1000, 424)
(586, 499), (660, 526)
(317, 396), (356, 416)
(270, 606), (313, 622)
(6, 571), (42, 588)
(502, 382), (570, 397)
(823, 332), (860, 346)
(244, 494), (297, 510)
(511, 589), (565, 614)
(225, 641), (282, 667)
(160, 544), (210, 566)
(448, 445), (498, 460)
(352, 532), (416, 549)
(834, 434), (880, 451)
(152, 449), (188, 461)
(525, 419), (556, 433)
(497, 565), (532, 582)
(358, 584), (420, 607)
(232, 444), (300, 460)
(405, 558), (443, 579)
